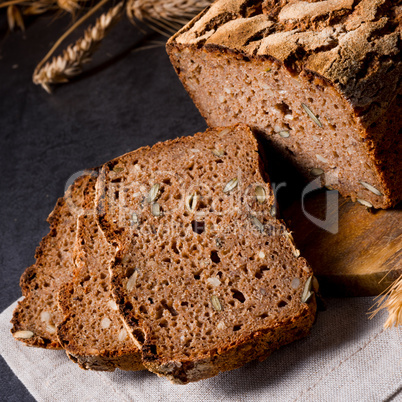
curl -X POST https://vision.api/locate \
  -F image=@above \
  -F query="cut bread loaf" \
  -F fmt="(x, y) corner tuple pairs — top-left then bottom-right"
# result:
(11, 171), (97, 348)
(96, 124), (317, 383)
(167, 0), (402, 209)
(58, 210), (144, 371)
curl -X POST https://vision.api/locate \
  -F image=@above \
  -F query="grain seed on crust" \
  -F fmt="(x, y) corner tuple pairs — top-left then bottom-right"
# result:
(14, 330), (34, 339)
(147, 183), (161, 203)
(223, 178), (238, 193)
(357, 198), (373, 208)
(301, 276), (314, 303)
(255, 186), (266, 204)
(359, 181), (382, 196)
(211, 295), (222, 311)
(301, 103), (323, 127)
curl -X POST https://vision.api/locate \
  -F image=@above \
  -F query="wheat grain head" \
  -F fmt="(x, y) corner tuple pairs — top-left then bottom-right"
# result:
(370, 274), (402, 328)
(126, 0), (213, 34)
(33, 1), (123, 93)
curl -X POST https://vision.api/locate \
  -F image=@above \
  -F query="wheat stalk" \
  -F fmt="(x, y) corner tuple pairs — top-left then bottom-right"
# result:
(370, 274), (402, 328)
(126, 0), (212, 35)
(0, 0), (27, 9)
(33, 0), (123, 93)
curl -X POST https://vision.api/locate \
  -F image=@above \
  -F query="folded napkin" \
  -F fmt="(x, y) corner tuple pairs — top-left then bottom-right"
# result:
(1, 298), (401, 402)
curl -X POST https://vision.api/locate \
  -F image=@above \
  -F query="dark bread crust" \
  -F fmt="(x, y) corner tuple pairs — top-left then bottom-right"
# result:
(97, 124), (317, 383)
(168, 0), (401, 120)
(140, 303), (314, 384)
(11, 171), (98, 349)
(166, 0), (402, 209)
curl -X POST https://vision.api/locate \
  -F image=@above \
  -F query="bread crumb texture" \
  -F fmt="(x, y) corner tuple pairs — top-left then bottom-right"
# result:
(97, 125), (317, 383)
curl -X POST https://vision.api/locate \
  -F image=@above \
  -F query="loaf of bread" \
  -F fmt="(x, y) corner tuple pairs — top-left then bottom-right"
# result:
(96, 124), (317, 383)
(167, 0), (401, 209)
(57, 182), (144, 371)
(11, 172), (97, 348)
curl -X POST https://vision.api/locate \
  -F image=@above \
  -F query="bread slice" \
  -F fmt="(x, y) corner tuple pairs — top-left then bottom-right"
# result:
(11, 171), (97, 348)
(57, 211), (144, 371)
(166, 0), (402, 209)
(96, 124), (317, 383)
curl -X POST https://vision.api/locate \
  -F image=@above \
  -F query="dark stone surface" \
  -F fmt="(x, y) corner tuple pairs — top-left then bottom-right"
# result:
(0, 11), (206, 401)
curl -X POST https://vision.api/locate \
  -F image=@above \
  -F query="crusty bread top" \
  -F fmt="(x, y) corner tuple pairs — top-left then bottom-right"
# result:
(168, 0), (401, 123)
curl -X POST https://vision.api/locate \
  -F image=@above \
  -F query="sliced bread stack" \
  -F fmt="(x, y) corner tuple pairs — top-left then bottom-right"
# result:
(11, 124), (317, 383)
(11, 171), (144, 371)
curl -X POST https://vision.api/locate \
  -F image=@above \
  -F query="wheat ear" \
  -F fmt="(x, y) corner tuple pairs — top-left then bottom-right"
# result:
(56, 0), (81, 14)
(126, 0), (212, 35)
(370, 274), (402, 328)
(23, 0), (59, 16)
(7, 4), (25, 30)
(33, 0), (123, 93)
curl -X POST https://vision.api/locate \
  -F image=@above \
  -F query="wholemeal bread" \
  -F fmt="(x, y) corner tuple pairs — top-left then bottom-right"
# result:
(167, 0), (402, 209)
(96, 124), (317, 383)
(57, 205), (144, 371)
(11, 171), (97, 348)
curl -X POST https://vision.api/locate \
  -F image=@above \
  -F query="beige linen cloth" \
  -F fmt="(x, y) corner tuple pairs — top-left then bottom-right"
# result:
(1, 297), (401, 402)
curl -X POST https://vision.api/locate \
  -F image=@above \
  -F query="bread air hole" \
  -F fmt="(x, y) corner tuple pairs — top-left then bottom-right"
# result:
(255, 265), (269, 279)
(278, 300), (288, 308)
(275, 102), (292, 116)
(210, 250), (220, 263)
(159, 319), (168, 328)
(171, 240), (180, 254)
(191, 220), (205, 234)
(133, 329), (145, 344)
(123, 302), (133, 313)
(231, 289), (246, 303)
(161, 300), (178, 316)
(79, 275), (91, 286)
(126, 267), (135, 278)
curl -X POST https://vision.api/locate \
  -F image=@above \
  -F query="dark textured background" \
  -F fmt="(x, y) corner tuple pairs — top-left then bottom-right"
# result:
(0, 11), (207, 400)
